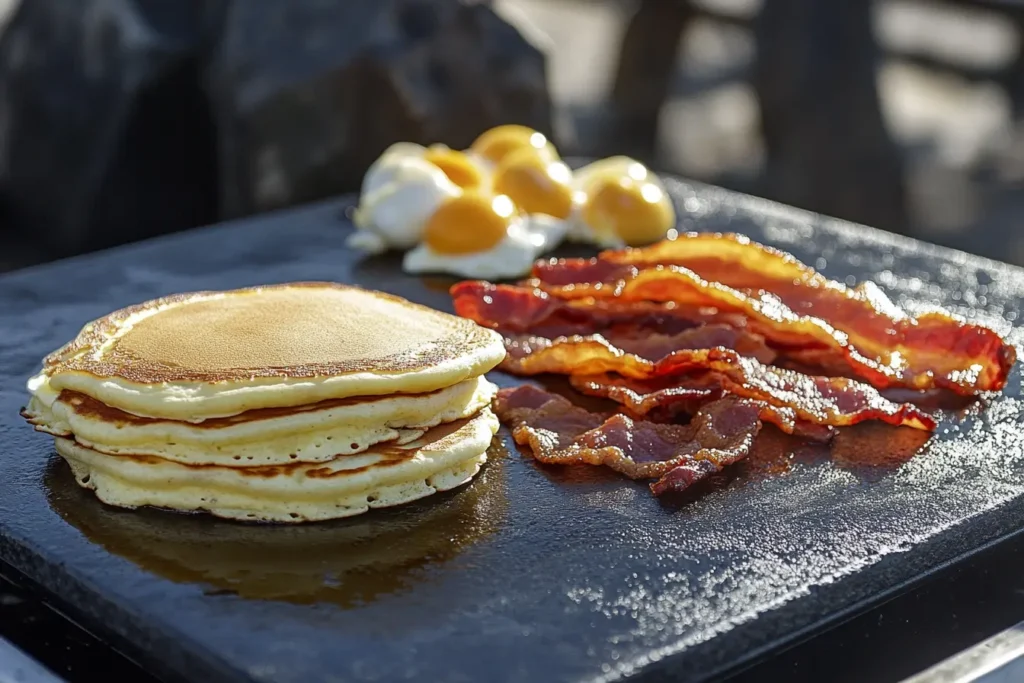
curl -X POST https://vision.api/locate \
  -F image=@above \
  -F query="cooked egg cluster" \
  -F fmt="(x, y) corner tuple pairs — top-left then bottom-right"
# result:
(349, 125), (677, 278)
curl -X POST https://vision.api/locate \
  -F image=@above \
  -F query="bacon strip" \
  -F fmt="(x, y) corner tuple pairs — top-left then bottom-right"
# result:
(495, 385), (762, 495)
(606, 325), (775, 364)
(568, 373), (836, 442)
(451, 281), (776, 356)
(569, 373), (720, 421)
(452, 281), (777, 364)
(452, 281), (747, 335)
(454, 281), (862, 373)
(530, 234), (1016, 395)
(457, 283), (935, 430)
(502, 325), (776, 367)
(500, 335), (935, 431)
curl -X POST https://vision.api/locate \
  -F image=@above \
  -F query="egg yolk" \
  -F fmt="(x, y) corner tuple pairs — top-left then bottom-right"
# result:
(578, 157), (651, 195)
(423, 146), (485, 190)
(582, 178), (675, 246)
(469, 124), (558, 167)
(492, 148), (574, 219)
(422, 192), (514, 255)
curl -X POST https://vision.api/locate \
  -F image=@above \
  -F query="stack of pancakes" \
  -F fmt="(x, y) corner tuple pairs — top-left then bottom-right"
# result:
(22, 282), (505, 523)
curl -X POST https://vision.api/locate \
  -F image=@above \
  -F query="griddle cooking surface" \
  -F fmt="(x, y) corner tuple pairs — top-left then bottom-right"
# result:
(1, 181), (1022, 683)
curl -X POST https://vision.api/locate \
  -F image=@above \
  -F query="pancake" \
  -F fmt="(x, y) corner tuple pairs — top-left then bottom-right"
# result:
(52, 408), (500, 523)
(28, 282), (505, 421)
(24, 375), (497, 467)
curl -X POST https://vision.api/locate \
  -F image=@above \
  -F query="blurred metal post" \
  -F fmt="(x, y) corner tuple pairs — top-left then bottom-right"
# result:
(609, 0), (694, 163)
(754, 0), (910, 234)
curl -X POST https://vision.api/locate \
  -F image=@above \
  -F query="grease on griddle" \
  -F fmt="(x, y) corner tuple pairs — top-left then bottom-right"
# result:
(45, 442), (508, 608)
(831, 423), (933, 470)
(739, 425), (832, 477)
(651, 426), (833, 508)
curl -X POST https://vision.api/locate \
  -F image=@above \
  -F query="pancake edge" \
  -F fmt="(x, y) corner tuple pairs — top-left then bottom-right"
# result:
(50, 409), (500, 524)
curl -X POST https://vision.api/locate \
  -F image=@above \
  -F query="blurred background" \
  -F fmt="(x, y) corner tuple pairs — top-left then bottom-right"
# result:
(1, 0), (1023, 272)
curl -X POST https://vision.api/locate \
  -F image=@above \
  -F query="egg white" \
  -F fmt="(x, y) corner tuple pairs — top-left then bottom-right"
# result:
(402, 215), (568, 279)
(566, 207), (627, 249)
(360, 142), (433, 197)
(349, 153), (460, 253)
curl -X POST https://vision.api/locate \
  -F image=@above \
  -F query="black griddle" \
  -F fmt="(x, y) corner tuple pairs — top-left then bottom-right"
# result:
(0, 180), (1022, 683)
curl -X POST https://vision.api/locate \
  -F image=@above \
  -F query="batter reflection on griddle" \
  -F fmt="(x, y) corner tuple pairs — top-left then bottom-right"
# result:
(44, 441), (508, 607)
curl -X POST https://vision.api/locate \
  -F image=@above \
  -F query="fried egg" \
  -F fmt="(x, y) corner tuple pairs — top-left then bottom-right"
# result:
(403, 191), (566, 279)
(492, 148), (575, 220)
(469, 124), (559, 168)
(349, 143), (488, 253)
(569, 156), (677, 248)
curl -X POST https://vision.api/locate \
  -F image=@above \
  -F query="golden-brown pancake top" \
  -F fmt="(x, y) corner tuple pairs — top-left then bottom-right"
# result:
(41, 282), (503, 384)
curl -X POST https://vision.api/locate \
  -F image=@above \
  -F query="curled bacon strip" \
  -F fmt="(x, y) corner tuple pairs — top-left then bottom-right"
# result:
(452, 281), (776, 364)
(530, 233), (1016, 395)
(501, 335), (935, 431)
(606, 325), (775, 364)
(495, 385), (762, 495)
(569, 373), (720, 421)
(453, 280), (746, 333)
(455, 281), (935, 431)
(568, 373), (836, 443)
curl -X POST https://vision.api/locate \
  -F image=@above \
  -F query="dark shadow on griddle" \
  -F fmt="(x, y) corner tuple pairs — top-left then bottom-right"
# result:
(348, 247), (403, 271)
(348, 250), (407, 283)
(348, 250), (466, 312)
(44, 441), (509, 608)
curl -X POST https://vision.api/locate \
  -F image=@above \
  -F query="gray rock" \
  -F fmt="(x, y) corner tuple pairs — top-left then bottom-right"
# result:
(206, 0), (553, 218)
(0, 0), (219, 255)
(0, 0), (552, 254)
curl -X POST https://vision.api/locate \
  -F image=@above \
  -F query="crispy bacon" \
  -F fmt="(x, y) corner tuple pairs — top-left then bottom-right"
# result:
(450, 235), (1013, 501)
(569, 372), (720, 421)
(500, 335), (935, 430)
(452, 281), (747, 335)
(501, 325), (776, 367)
(451, 281), (773, 353)
(568, 373), (836, 442)
(495, 385), (762, 495)
(530, 234), (1016, 395)
(452, 281), (777, 364)
(606, 325), (775, 364)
